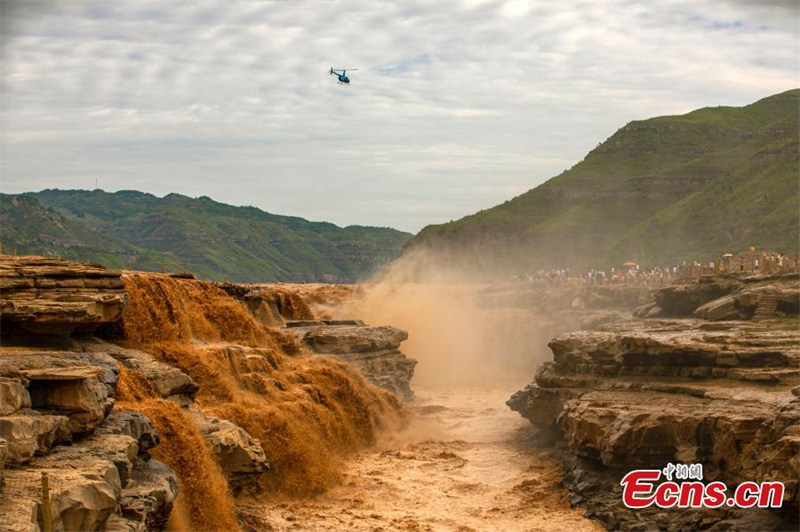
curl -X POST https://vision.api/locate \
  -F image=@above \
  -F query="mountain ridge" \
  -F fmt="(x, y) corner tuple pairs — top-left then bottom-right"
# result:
(1, 190), (411, 282)
(406, 89), (799, 274)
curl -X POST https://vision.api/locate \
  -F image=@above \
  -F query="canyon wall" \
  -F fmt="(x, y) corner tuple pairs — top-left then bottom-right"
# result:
(0, 256), (413, 531)
(509, 274), (800, 530)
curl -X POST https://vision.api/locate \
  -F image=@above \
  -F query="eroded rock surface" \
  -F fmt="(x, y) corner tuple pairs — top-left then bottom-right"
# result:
(509, 318), (799, 530)
(80, 339), (200, 405)
(286, 321), (417, 400)
(217, 282), (315, 326)
(654, 273), (799, 319)
(0, 409), (177, 532)
(0, 255), (127, 334)
(189, 408), (268, 491)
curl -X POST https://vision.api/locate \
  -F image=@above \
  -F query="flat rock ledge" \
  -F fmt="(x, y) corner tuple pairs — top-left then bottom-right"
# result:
(285, 320), (417, 400)
(0, 255), (127, 334)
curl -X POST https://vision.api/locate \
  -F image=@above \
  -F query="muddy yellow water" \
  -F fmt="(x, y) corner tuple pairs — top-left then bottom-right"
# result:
(244, 383), (602, 532)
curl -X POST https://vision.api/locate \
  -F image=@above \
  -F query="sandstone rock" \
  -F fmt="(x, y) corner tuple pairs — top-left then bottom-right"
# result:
(693, 294), (740, 320)
(80, 339), (200, 404)
(95, 410), (160, 452)
(0, 453), (124, 532)
(0, 468), (41, 532)
(297, 325), (408, 354)
(0, 351), (118, 382)
(0, 413), (72, 464)
(50, 458), (122, 531)
(509, 309), (800, 530)
(119, 458), (178, 531)
(654, 277), (740, 316)
(0, 352), (118, 435)
(22, 366), (113, 434)
(104, 514), (147, 532)
(189, 408), (268, 489)
(286, 323), (417, 399)
(331, 350), (418, 400)
(16, 410), (176, 532)
(0, 255), (127, 334)
(0, 377), (30, 415)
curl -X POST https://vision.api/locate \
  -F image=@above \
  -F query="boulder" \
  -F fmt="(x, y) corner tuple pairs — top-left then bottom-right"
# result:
(286, 323), (417, 400)
(118, 458), (178, 531)
(296, 325), (408, 354)
(49, 458), (122, 531)
(95, 411), (160, 452)
(329, 350), (418, 400)
(189, 408), (268, 489)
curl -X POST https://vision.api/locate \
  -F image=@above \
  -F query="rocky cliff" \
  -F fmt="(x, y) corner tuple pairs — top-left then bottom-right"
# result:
(0, 256), (127, 335)
(509, 275), (800, 530)
(0, 256), (409, 531)
(0, 257), (179, 531)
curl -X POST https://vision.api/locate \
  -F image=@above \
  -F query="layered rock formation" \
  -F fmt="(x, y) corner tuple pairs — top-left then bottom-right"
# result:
(0, 348), (177, 532)
(0, 256), (270, 531)
(646, 273), (800, 320)
(0, 256), (127, 334)
(80, 339), (270, 494)
(479, 283), (654, 332)
(222, 283), (418, 401)
(216, 283), (315, 327)
(286, 320), (417, 400)
(509, 275), (800, 530)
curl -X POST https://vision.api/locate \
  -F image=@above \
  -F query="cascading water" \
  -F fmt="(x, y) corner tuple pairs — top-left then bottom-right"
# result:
(114, 273), (405, 530)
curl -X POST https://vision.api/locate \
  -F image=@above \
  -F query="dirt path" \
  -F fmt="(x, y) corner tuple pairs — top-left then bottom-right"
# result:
(242, 383), (602, 532)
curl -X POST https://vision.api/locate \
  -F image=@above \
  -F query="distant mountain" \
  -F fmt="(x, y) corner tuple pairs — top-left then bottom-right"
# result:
(407, 89), (799, 274)
(1, 190), (411, 282)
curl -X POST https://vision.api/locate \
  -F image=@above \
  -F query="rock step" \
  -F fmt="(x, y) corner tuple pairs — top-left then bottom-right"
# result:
(753, 291), (778, 320)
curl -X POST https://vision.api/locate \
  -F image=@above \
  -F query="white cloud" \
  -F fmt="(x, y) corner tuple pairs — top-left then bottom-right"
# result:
(0, 0), (797, 232)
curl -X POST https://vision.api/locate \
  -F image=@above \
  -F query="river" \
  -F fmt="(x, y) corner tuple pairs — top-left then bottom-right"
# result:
(242, 382), (602, 532)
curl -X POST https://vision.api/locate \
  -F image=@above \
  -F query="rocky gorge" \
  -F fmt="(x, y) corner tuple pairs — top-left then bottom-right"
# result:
(2, 253), (798, 532)
(0, 256), (416, 531)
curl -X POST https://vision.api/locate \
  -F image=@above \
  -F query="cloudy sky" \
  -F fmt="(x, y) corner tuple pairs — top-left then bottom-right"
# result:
(1, 1), (797, 233)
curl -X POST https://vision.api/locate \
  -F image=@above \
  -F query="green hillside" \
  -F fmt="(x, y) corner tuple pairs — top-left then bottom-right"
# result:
(408, 89), (799, 274)
(2, 190), (411, 282)
(0, 194), (180, 271)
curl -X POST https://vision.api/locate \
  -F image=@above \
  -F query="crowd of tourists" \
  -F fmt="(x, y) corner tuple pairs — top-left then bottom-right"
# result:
(514, 249), (799, 287)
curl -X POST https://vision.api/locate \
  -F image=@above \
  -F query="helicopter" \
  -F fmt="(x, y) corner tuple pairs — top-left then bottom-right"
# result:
(330, 67), (358, 84)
